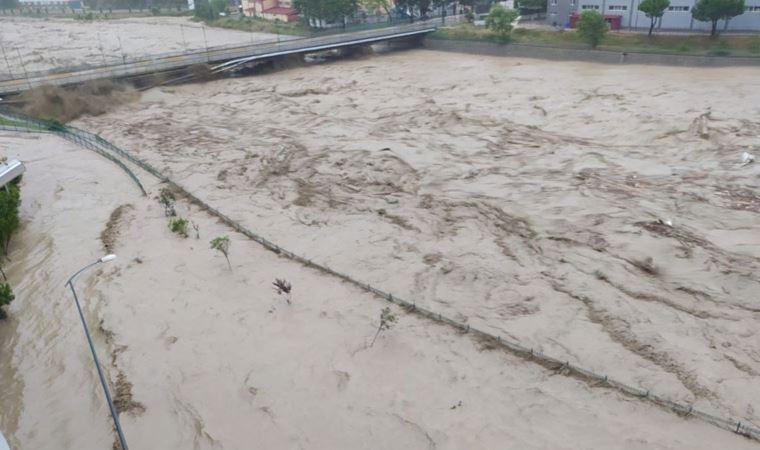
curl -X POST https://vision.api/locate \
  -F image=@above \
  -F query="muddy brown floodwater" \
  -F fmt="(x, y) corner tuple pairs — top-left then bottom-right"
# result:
(0, 49), (759, 449)
(0, 16), (288, 74)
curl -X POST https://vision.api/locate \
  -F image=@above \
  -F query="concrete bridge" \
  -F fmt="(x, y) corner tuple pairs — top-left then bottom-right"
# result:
(0, 23), (437, 96)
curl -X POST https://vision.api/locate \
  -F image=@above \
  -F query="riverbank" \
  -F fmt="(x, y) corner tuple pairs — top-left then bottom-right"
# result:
(432, 24), (760, 58)
(424, 38), (760, 66)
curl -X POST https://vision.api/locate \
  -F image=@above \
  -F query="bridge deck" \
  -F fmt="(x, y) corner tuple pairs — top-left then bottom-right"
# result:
(0, 23), (436, 95)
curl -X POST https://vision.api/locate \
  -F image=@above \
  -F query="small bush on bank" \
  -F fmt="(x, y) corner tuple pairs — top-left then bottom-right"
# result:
(0, 282), (14, 319)
(169, 217), (189, 238)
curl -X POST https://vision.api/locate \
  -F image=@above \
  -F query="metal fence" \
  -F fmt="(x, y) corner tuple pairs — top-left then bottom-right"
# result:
(1, 108), (758, 444)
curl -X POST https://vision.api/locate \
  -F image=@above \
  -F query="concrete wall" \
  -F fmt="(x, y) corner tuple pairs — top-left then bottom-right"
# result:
(424, 38), (760, 66)
(547, 0), (760, 31)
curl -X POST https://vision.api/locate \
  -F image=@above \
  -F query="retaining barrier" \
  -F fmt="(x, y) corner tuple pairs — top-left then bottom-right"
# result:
(1, 108), (758, 443)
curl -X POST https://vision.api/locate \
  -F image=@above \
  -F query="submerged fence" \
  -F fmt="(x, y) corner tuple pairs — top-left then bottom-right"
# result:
(1, 108), (759, 443)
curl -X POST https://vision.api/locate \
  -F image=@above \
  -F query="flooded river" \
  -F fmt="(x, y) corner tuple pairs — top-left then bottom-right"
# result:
(0, 48), (759, 449)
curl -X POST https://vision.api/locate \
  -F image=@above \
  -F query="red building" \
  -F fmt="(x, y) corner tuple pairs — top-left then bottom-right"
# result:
(242, 0), (299, 22)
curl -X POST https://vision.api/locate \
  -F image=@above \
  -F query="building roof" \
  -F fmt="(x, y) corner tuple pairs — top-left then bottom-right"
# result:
(262, 6), (298, 15)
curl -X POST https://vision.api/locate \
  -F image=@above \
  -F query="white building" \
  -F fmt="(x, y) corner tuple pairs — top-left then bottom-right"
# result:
(547, 0), (760, 31)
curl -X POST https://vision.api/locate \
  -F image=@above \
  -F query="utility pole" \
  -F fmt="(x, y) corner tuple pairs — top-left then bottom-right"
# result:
(201, 25), (210, 62)
(180, 24), (188, 50)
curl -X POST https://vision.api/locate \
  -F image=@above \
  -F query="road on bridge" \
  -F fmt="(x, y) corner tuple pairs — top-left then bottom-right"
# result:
(0, 22), (438, 96)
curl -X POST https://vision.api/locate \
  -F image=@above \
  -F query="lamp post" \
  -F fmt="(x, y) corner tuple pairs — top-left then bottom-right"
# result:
(66, 254), (129, 450)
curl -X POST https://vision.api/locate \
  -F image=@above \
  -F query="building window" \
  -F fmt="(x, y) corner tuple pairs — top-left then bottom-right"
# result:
(746, 5), (760, 11)
(608, 4), (627, 10)
(667, 5), (690, 10)
(570, 0), (576, 5)
(581, 4), (600, 9)
(551, 0), (557, 5)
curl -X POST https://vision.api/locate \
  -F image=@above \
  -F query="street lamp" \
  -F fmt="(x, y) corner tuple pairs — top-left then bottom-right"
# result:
(65, 254), (129, 450)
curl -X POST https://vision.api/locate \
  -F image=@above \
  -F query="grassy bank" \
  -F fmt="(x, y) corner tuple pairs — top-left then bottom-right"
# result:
(432, 24), (760, 57)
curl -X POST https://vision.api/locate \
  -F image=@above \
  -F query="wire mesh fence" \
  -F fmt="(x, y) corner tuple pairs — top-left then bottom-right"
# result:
(1, 108), (759, 443)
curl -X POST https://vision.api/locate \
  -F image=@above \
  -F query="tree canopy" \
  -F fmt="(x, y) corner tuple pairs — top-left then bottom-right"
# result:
(638, 0), (670, 35)
(576, 10), (608, 48)
(294, 0), (357, 23)
(692, 0), (745, 36)
(360, 0), (391, 17)
(393, 0), (432, 18)
(485, 5), (519, 42)
(193, 0), (228, 20)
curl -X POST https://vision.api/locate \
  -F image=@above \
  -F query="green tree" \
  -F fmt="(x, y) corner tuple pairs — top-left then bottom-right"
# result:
(485, 5), (519, 43)
(576, 10), (608, 48)
(294, 0), (357, 25)
(0, 282), (14, 320)
(360, 0), (391, 19)
(638, 0), (670, 35)
(0, 184), (20, 256)
(691, 0), (745, 36)
(369, 306), (397, 347)
(194, 0), (227, 20)
(394, 0), (431, 19)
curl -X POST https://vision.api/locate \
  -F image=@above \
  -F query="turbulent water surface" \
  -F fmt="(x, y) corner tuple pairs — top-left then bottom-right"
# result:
(0, 48), (758, 449)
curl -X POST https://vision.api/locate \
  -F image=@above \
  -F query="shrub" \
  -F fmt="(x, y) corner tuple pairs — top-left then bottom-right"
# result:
(273, 278), (292, 304)
(159, 187), (176, 217)
(0, 184), (21, 255)
(576, 10), (608, 48)
(169, 217), (189, 238)
(210, 236), (231, 269)
(485, 5), (519, 43)
(749, 37), (760, 54)
(370, 306), (397, 347)
(0, 282), (15, 319)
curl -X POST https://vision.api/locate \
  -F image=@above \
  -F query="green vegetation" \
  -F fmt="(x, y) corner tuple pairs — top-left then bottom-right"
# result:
(370, 306), (397, 347)
(74, 11), (95, 20)
(0, 183), (21, 256)
(0, 282), (14, 320)
(193, 0), (228, 21)
(210, 236), (231, 269)
(484, 5), (518, 43)
(293, 0), (357, 25)
(203, 15), (309, 35)
(638, 0), (670, 35)
(159, 187), (176, 217)
(431, 23), (760, 57)
(576, 10), (608, 48)
(360, 0), (391, 19)
(169, 217), (189, 238)
(692, 0), (745, 36)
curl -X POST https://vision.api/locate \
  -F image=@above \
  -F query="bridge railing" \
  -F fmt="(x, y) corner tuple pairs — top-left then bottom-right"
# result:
(0, 16), (456, 84)
(0, 21), (440, 94)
